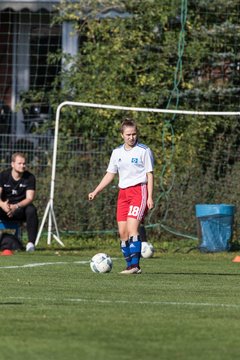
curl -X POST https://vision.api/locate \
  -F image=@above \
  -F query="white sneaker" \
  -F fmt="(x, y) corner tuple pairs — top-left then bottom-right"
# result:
(26, 242), (35, 252)
(120, 267), (142, 274)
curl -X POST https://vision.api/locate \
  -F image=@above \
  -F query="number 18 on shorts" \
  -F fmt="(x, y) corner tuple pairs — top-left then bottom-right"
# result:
(117, 184), (148, 222)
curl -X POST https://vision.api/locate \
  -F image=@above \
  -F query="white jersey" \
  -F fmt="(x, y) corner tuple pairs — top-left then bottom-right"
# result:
(107, 142), (154, 189)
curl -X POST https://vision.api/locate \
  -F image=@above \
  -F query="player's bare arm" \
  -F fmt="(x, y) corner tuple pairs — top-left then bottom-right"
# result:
(8, 189), (36, 213)
(146, 172), (154, 209)
(88, 172), (116, 200)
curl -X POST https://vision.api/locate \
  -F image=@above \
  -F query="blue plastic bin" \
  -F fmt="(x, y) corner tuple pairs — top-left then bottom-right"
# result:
(195, 204), (235, 252)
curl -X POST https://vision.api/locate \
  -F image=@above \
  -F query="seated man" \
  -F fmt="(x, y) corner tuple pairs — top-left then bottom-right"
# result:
(0, 152), (38, 252)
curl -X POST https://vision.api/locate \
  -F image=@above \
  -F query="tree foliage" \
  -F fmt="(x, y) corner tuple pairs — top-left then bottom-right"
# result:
(20, 1), (240, 235)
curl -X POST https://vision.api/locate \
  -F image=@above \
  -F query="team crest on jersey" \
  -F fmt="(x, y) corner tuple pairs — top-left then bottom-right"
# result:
(131, 158), (138, 163)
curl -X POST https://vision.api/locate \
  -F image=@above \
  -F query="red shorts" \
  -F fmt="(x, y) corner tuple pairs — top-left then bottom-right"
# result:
(117, 183), (148, 222)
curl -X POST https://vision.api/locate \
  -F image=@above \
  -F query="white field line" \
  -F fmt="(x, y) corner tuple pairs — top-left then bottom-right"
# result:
(1, 260), (240, 309)
(0, 258), (121, 269)
(0, 260), (90, 269)
(2, 296), (240, 309)
(66, 298), (240, 308)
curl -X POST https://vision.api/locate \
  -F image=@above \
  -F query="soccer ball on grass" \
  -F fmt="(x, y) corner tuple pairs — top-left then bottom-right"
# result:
(90, 253), (113, 273)
(141, 242), (154, 258)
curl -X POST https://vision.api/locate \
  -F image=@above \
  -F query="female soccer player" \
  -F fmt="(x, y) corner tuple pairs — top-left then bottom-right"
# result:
(88, 118), (154, 274)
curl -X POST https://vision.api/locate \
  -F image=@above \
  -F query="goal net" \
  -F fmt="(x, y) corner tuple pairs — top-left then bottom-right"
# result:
(0, 1), (240, 245)
(36, 102), (240, 246)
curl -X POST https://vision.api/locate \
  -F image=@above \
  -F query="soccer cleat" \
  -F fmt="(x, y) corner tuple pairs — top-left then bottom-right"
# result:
(119, 266), (142, 274)
(26, 242), (35, 252)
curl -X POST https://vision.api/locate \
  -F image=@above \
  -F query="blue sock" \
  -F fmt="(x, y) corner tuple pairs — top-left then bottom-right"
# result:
(120, 240), (131, 268)
(129, 235), (141, 268)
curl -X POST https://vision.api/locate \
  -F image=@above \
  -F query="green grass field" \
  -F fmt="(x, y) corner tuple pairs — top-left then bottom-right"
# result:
(0, 242), (240, 360)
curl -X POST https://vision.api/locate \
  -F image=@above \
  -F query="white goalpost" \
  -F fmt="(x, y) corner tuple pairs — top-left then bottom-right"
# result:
(35, 100), (240, 247)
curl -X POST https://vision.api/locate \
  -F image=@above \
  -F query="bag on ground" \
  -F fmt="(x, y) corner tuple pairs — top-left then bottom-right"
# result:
(0, 233), (24, 251)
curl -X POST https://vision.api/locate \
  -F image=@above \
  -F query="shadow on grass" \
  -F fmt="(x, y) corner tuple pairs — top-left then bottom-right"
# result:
(0, 302), (24, 305)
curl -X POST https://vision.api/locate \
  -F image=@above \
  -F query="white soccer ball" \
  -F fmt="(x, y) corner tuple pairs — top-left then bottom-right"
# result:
(90, 253), (113, 273)
(141, 242), (154, 258)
